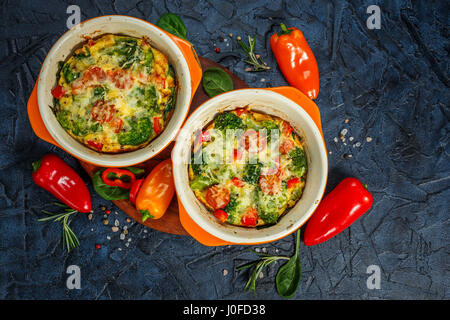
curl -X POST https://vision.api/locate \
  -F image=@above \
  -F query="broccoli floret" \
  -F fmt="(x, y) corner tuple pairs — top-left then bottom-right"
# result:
(214, 112), (245, 132)
(243, 162), (262, 185)
(118, 118), (152, 146)
(260, 120), (280, 142)
(289, 147), (307, 176)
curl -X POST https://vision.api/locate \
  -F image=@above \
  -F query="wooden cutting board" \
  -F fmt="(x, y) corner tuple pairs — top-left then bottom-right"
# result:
(79, 57), (249, 236)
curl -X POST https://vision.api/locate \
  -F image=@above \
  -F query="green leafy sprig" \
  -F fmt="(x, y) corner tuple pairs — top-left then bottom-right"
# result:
(237, 35), (270, 72)
(38, 202), (80, 252)
(237, 229), (302, 298)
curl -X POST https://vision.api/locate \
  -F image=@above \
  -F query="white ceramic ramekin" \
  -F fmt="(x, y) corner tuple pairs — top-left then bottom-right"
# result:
(35, 15), (201, 167)
(172, 87), (328, 244)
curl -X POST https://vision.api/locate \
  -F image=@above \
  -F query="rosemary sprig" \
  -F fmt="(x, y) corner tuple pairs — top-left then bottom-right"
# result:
(237, 252), (289, 292)
(237, 229), (302, 297)
(237, 35), (271, 72)
(38, 202), (80, 252)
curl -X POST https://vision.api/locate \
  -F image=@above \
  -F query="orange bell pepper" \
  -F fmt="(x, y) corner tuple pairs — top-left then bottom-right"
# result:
(270, 23), (320, 100)
(136, 159), (175, 221)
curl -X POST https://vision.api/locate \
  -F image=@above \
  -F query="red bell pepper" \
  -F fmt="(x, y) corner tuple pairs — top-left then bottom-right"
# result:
(32, 154), (91, 213)
(51, 85), (66, 99)
(101, 168), (136, 189)
(270, 23), (320, 100)
(129, 178), (144, 205)
(304, 177), (373, 246)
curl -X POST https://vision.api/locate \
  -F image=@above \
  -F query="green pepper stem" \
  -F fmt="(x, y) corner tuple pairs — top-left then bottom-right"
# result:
(32, 160), (41, 173)
(279, 23), (292, 35)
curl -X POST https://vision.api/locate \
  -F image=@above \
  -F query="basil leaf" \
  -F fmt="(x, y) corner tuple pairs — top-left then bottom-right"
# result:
(276, 230), (302, 298)
(123, 166), (145, 176)
(202, 68), (234, 97)
(156, 13), (187, 40)
(92, 170), (130, 200)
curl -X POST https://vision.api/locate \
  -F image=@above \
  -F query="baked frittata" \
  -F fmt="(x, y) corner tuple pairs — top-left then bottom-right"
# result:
(188, 108), (308, 227)
(51, 34), (177, 153)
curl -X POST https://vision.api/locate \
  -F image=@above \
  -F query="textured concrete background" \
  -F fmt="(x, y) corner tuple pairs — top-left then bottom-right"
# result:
(0, 0), (448, 299)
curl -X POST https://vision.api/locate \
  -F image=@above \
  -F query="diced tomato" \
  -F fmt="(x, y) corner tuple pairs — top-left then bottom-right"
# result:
(109, 69), (134, 90)
(235, 108), (248, 116)
(232, 177), (245, 187)
(279, 139), (295, 154)
(259, 174), (282, 195)
(88, 39), (96, 46)
(51, 85), (66, 99)
(241, 129), (266, 152)
(84, 66), (107, 83)
(153, 117), (162, 135)
(201, 130), (211, 142)
(87, 140), (103, 151)
(111, 118), (123, 133)
(241, 208), (258, 227)
(233, 149), (243, 161)
(91, 100), (115, 123)
(287, 177), (300, 189)
(282, 121), (293, 136)
(214, 209), (228, 223)
(205, 185), (230, 210)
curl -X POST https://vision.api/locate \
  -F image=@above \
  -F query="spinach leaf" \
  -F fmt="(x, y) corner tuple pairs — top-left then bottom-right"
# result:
(276, 229), (302, 298)
(190, 175), (215, 191)
(156, 13), (187, 40)
(202, 68), (234, 98)
(62, 63), (80, 83)
(92, 170), (130, 200)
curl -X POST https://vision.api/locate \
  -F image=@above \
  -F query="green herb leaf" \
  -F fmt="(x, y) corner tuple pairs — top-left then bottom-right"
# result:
(276, 229), (302, 298)
(156, 13), (187, 40)
(92, 170), (130, 200)
(123, 166), (145, 176)
(38, 204), (79, 253)
(202, 68), (234, 98)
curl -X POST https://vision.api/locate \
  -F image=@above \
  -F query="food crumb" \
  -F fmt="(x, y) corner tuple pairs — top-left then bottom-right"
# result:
(100, 206), (106, 211)
(344, 153), (352, 160)
(103, 219), (109, 225)
(333, 137), (338, 143)
(107, 236), (111, 240)
(95, 244), (101, 249)
(112, 226), (119, 232)
(329, 151), (332, 155)
(127, 238), (131, 242)
(344, 118), (349, 123)
(114, 219), (119, 227)
(260, 78), (266, 82)
(366, 137), (373, 142)
(236, 36), (242, 41)
(245, 67), (252, 72)
(123, 229), (128, 235)
(126, 218), (131, 223)
(118, 248), (122, 251)
(259, 272), (264, 279)
(349, 137), (354, 141)
(340, 128), (348, 136)
(355, 142), (361, 147)
(88, 214), (93, 220)
(254, 248), (260, 252)
(261, 247), (267, 253)
(223, 269), (228, 276)
(229, 33), (233, 38)
(120, 233), (125, 240)
(125, 242), (130, 247)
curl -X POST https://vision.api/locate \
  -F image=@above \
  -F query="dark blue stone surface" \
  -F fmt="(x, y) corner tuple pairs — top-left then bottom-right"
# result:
(0, 0), (448, 299)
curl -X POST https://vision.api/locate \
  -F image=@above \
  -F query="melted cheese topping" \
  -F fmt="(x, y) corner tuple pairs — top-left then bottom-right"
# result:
(52, 34), (177, 153)
(189, 109), (308, 227)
